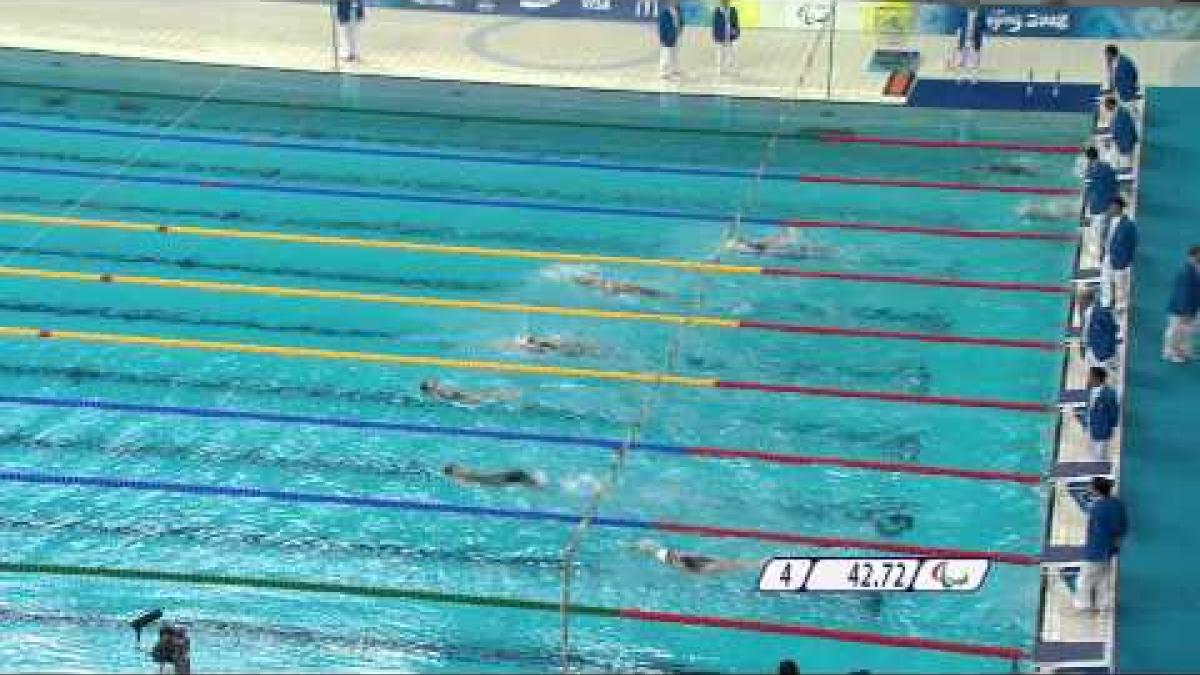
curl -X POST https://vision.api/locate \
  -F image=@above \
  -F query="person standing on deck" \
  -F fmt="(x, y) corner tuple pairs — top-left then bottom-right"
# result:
(1101, 197), (1138, 315)
(1102, 97), (1139, 171)
(1163, 246), (1200, 363)
(1075, 477), (1127, 612)
(713, 0), (740, 75)
(1082, 147), (1118, 262)
(1103, 45), (1140, 108)
(336, 0), (366, 62)
(658, 0), (684, 80)
(1079, 286), (1119, 373)
(954, 0), (986, 85)
(1077, 367), (1120, 461)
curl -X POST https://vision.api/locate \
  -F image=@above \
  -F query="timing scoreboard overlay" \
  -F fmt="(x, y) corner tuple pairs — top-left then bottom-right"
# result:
(759, 557), (992, 593)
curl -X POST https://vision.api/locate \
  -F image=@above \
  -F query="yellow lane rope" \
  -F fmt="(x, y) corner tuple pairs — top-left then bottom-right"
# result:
(0, 265), (740, 329)
(0, 212), (764, 276)
(0, 325), (716, 387)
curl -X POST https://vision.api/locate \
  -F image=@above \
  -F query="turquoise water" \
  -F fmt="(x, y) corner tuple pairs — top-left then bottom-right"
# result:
(0, 50), (1086, 673)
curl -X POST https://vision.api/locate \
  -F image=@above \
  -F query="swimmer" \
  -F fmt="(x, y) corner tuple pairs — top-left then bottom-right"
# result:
(419, 378), (517, 406)
(725, 230), (832, 258)
(632, 539), (759, 575)
(443, 463), (547, 488)
(970, 161), (1039, 177)
(511, 333), (598, 357)
(873, 512), (916, 538)
(1017, 199), (1078, 222)
(572, 272), (665, 298)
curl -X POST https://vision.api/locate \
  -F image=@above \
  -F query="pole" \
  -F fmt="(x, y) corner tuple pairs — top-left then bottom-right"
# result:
(824, 0), (837, 100)
(329, 0), (342, 72)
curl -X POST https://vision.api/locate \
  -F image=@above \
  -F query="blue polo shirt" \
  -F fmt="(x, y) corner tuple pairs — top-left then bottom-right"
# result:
(1083, 496), (1127, 562)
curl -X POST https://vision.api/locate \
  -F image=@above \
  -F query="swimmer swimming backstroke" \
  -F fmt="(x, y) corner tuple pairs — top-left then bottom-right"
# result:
(443, 463), (547, 488)
(571, 272), (666, 298)
(419, 378), (518, 406)
(631, 539), (760, 575)
(510, 333), (598, 357)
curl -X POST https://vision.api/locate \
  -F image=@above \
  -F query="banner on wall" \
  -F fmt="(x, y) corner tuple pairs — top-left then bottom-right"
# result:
(367, 0), (1200, 38)
(916, 5), (1200, 40)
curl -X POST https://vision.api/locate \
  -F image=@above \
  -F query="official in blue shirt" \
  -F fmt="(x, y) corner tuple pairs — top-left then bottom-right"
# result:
(1102, 197), (1138, 313)
(1079, 286), (1118, 369)
(1082, 147), (1118, 261)
(713, 0), (740, 74)
(658, 0), (684, 79)
(1075, 477), (1127, 611)
(1164, 246), (1200, 363)
(336, 0), (366, 62)
(1077, 367), (1120, 460)
(1104, 44), (1140, 103)
(1102, 97), (1138, 170)
(954, 1), (986, 84)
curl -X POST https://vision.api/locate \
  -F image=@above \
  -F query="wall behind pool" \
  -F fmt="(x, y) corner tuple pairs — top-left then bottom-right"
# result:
(349, 0), (1200, 38)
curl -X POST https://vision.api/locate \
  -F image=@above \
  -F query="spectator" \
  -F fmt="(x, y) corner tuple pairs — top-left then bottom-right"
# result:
(658, 0), (684, 80)
(1103, 44), (1140, 105)
(336, 0), (366, 62)
(713, 0), (740, 75)
(1077, 367), (1120, 461)
(1102, 97), (1139, 170)
(1081, 147), (1118, 262)
(1164, 246), (1200, 363)
(1102, 196), (1137, 314)
(1079, 286), (1118, 372)
(778, 659), (800, 675)
(954, 0), (986, 85)
(1074, 477), (1127, 612)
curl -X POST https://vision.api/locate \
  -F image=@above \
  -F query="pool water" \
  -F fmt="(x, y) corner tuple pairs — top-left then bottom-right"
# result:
(0, 50), (1087, 673)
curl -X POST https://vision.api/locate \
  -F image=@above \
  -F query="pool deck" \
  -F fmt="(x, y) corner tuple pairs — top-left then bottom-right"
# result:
(0, 0), (1197, 103)
(1115, 88), (1200, 674)
(0, 1), (1182, 671)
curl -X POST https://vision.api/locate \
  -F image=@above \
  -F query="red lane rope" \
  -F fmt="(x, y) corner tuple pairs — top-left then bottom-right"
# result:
(794, 174), (1076, 195)
(713, 381), (1051, 414)
(653, 522), (1039, 566)
(737, 320), (1060, 351)
(781, 218), (1077, 242)
(686, 447), (1042, 485)
(818, 133), (1079, 155)
(759, 267), (1070, 294)
(620, 608), (1028, 660)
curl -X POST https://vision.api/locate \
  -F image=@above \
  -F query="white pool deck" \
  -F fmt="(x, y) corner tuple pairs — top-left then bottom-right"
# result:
(0, 1), (1158, 672)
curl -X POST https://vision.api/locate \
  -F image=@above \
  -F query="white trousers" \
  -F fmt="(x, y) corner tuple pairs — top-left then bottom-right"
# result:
(339, 19), (362, 60)
(1074, 560), (1113, 610)
(636, 0), (659, 18)
(659, 46), (680, 77)
(1088, 438), (1111, 461)
(956, 47), (980, 80)
(716, 42), (736, 73)
(1101, 265), (1131, 313)
(1085, 213), (1109, 263)
(1164, 314), (1196, 360)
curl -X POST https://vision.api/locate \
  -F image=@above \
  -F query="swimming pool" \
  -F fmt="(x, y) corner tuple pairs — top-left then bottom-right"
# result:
(0, 49), (1089, 673)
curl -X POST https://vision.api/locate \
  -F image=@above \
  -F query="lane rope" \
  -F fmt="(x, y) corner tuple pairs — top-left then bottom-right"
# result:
(0, 563), (1028, 659)
(0, 263), (1063, 350)
(0, 470), (1039, 565)
(818, 133), (1080, 154)
(0, 395), (1043, 485)
(0, 165), (1076, 230)
(0, 326), (1054, 412)
(0, 118), (1074, 195)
